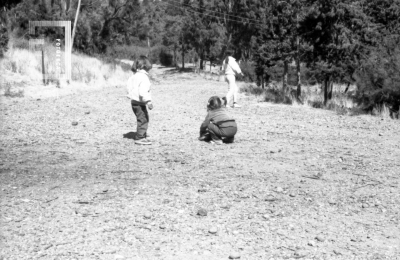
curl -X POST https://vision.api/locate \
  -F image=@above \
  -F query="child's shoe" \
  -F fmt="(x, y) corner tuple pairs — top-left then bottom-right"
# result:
(134, 138), (152, 145)
(223, 137), (235, 143)
(210, 139), (223, 145)
(233, 103), (242, 108)
(198, 133), (211, 142)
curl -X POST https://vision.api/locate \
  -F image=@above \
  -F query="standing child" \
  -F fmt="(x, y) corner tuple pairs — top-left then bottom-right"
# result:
(126, 56), (154, 145)
(199, 96), (237, 145)
(222, 51), (244, 108)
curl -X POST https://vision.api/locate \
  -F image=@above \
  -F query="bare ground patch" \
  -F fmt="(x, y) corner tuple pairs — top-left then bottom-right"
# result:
(1, 68), (399, 259)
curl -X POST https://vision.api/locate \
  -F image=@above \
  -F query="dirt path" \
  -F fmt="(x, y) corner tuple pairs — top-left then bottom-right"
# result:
(1, 67), (399, 260)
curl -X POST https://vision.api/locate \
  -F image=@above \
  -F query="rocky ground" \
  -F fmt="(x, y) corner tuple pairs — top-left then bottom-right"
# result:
(0, 66), (399, 260)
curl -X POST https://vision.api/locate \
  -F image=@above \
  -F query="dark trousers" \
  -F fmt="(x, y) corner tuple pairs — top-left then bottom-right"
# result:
(200, 122), (237, 141)
(131, 102), (149, 140)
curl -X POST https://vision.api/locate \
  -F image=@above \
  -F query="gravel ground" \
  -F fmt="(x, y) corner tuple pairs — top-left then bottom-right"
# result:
(1, 67), (399, 260)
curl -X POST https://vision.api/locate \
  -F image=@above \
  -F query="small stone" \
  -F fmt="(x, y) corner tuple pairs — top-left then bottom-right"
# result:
(289, 193), (296, 197)
(264, 195), (276, 202)
(85, 111), (90, 114)
(294, 250), (308, 257)
(208, 227), (218, 234)
(232, 230), (239, 235)
(159, 224), (166, 229)
(262, 214), (270, 220)
(276, 187), (284, 193)
(333, 249), (342, 255)
(362, 203), (369, 208)
(72, 121), (78, 126)
(307, 240), (315, 247)
(316, 235), (325, 242)
(379, 133), (383, 136)
(221, 204), (231, 209)
(114, 255), (125, 260)
(144, 213), (152, 219)
(229, 252), (241, 259)
(328, 199), (337, 205)
(197, 208), (208, 216)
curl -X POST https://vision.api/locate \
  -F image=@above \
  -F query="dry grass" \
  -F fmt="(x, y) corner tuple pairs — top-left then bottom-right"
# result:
(240, 82), (399, 119)
(0, 40), (130, 97)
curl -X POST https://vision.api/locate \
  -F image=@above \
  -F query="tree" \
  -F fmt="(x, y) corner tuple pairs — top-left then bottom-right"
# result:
(353, 0), (400, 115)
(182, 0), (225, 69)
(300, 0), (371, 105)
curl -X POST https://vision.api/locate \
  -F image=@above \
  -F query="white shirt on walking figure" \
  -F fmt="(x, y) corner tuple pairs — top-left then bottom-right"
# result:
(222, 56), (244, 108)
(222, 56), (242, 76)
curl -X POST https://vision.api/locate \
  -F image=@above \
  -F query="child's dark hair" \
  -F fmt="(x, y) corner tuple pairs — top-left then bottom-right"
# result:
(221, 97), (227, 107)
(135, 55), (152, 72)
(207, 96), (222, 111)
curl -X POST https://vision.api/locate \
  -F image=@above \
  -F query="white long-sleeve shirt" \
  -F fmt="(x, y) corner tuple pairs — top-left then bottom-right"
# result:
(222, 56), (242, 76)
(126, 70), (152, 104)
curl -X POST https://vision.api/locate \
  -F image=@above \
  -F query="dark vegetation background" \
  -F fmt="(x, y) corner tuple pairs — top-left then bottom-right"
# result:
(1, 0), (399, 117)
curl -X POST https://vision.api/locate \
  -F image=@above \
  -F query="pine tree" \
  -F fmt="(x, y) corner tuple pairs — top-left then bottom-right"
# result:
(251, 0), (306, 93)
(300, 0), (371, 105)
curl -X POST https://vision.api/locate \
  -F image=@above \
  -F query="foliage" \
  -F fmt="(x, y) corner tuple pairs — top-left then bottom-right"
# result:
(3, 0), (400, 112)
(159, 47), (174, 67)
(353, 0), (400, 115)
(0, 27), (8, 58)
(239, 61), (256, 83)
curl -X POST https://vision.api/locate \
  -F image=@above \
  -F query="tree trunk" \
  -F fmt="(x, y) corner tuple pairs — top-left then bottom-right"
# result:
(324, 76), (330, 105)
(147, 37), (150, 57)
(200, 58), (204, 70)
(328, 81), (333, 100)
(181, 32), (185, 69)
(173, 45), (177, 67)
(66, 0), (71, 14)
(181, 45), (185, 69)
(296, 64), (301, 98)
(296, 35), (301, 98)
(261, 73), (264, 89)
(344, 82), (350, 93)
(282, 60), (288, 94)
(41, 48), (46, 85)
(71, 0), (81, 53)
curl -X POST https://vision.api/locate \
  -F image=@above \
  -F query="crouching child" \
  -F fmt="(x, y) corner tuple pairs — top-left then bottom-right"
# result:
(198, 96), (237, 145)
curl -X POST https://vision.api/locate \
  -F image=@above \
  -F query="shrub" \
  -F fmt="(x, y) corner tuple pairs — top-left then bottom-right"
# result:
(353, 35), (400, 118)
(0, 27), (8, 58)
(106, 44), (151, 61)
(159, 47), (173, 66)
(239, 61), (257, 82)
(263, 88), (292, 104)
(240, 83), (264, 96)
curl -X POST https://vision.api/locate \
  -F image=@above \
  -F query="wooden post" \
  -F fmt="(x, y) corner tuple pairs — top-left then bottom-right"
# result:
(261, 73), (264, 89)
(41, 47), (46, 85)
(71, 0), (81, 53)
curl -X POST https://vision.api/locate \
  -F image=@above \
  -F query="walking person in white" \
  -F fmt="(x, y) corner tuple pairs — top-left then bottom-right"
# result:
(222, 53), (244, 108)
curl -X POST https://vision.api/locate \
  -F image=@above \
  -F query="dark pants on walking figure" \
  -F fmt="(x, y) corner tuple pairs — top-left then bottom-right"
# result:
(200, 121), (237, 142)
(131, 101), (149, 140)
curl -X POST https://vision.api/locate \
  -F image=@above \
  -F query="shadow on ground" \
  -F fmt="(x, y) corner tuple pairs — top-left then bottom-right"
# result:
(123, 132), (137, 139)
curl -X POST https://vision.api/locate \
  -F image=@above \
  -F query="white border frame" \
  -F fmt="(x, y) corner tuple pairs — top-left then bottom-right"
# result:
(29, 21), (71, 81)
